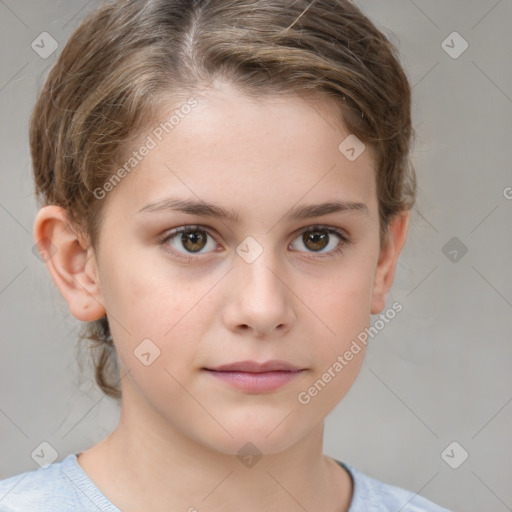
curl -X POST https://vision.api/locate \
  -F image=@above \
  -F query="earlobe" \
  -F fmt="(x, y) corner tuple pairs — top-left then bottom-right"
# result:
(33, 205), (106, 322)
(370, 212), (409, 315)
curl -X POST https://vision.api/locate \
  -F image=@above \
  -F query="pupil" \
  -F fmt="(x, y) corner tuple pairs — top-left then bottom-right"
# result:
(183, 231), (206, 252)
(306, 230), (328, 251)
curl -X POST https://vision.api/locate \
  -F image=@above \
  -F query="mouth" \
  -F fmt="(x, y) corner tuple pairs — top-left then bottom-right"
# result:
(202, 360), (307, 393)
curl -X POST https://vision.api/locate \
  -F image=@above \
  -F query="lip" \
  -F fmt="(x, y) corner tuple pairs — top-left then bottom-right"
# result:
(203, 360), (306, 393)
(206, 360), (301, 373)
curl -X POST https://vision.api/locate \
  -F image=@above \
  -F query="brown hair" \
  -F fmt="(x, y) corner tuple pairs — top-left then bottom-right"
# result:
(30, 0), (416, 401)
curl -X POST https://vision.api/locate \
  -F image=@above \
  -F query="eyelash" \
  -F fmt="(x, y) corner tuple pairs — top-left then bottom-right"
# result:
(160, 224), (350, 262)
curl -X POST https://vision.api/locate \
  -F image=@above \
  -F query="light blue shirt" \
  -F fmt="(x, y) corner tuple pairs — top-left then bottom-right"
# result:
(0, 453), (451, 511)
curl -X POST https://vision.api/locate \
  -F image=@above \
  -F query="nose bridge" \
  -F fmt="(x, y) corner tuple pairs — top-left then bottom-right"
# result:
(236, 238), (286, 301)
(226, 235), (295, 334)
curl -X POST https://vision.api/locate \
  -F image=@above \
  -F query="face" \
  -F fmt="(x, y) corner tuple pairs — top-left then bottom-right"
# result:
(64, 82), (403, 455)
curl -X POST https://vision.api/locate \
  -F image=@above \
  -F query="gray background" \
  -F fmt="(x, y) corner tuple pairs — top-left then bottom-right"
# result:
(1, 1), (511, 511)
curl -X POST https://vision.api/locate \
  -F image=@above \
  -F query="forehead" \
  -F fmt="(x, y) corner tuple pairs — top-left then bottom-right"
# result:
(104, 83), (378, 222)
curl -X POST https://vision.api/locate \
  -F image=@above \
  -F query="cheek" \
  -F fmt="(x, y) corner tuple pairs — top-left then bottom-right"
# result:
(104, 257), (219, 378)
(102, 248), (198, 334)
(292, 272), (372, 416)
(296, 261), (376, 342)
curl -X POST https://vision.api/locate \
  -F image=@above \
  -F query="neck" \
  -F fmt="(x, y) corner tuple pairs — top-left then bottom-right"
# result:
(77, 379), (353, 512)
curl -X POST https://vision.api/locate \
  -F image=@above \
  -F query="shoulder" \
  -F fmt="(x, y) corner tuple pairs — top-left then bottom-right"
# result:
(0, 453), (119, 512)
(340, 462), (452, 512)
(0, 454), (81, 512)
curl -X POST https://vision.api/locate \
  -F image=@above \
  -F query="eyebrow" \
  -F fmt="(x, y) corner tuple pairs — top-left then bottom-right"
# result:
(135, 197), (368, 221)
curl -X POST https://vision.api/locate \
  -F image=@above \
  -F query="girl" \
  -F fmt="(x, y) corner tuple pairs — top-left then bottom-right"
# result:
(0, 0), (450, 510)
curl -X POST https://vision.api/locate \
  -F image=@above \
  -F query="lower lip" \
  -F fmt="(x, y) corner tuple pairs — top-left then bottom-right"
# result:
(204, 370), (304, 392)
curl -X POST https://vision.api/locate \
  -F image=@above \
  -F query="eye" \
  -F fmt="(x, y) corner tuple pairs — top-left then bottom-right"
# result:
(160, 224), (350, 262)
(290, 225), (349, 256)
(161, 225), (218, 259)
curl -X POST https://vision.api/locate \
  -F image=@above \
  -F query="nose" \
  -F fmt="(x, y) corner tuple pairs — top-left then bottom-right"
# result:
(222, 252), (296, 338)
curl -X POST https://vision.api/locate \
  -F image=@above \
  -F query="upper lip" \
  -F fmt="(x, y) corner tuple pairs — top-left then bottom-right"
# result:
(205, 360), (302, 373)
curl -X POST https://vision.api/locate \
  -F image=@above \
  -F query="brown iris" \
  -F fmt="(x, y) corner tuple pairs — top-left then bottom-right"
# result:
(181, 230), (208, 252)
(302, 229), (329, 251)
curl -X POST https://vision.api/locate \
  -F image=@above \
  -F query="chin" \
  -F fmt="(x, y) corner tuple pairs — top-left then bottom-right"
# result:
(193, 411), (313, 458)
(203, 431), (304, 458)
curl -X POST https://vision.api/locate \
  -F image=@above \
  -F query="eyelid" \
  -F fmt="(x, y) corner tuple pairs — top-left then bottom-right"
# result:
(290, 223), (350, 241)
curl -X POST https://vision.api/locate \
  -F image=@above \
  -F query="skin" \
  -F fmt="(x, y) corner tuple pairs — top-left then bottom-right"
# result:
(34, 81), (408, 512)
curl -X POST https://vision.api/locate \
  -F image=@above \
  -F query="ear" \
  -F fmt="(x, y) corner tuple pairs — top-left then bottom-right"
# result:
(370, 211), (409, 314)
(33, 205), (106, 321)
